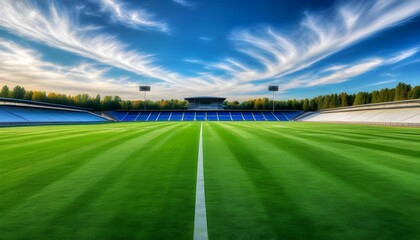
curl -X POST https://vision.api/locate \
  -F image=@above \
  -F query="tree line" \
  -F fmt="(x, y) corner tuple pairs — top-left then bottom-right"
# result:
(224, 82), (419, 111)
(0, 82), (418, 111)
(0, 85), (189, 111)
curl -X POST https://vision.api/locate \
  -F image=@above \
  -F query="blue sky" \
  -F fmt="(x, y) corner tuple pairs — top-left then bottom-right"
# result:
(0, 0), (419, 100)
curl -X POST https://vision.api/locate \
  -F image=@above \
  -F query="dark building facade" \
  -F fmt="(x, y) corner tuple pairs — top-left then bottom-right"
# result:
(185, 96), (226, 110)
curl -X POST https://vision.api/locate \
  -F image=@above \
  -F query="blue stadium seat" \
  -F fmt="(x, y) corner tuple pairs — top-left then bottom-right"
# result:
(169, 111), (183, 121)
(206, 111), (218, 121)
(111, 111), (128, 121)
(0, 106), (105, 123)
(157, 112), (170, 121)
(231, 111), (244, 121)
(0, 107), (28, 122)
(263, 112), (278, 121)
(218, 111), (232, 121)
(253, 112), (266, 121)
(147, 112), (160, 121)
(273, 112), (288, 121)
(183, 111), (195, 121)
(195, 111), (206, 121)
(242, 111), (255, 121)
(122, 111), (140, 121)
(283, 111), (302, 120)
(135, 112), (151, 121)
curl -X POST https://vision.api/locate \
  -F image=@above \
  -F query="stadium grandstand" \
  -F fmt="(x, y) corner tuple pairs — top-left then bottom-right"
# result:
(109, 110), (302, 122)
(107, 96), (305, 122)
(0, 97), (107, 125)
(2, 96), (419, 125)
(297, 99), (420, 126)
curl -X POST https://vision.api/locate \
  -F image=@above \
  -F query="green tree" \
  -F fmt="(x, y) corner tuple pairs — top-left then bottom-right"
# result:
(23, 91), (33, 100)
(309, 99), (317, 111)
(394, 82), (411, 101)
(408, 86), (420, 99)
(95, 94), (102, 110)
(302, 99), (310, 111)
(353, 92), (371, 105)
(0, 85), (10, 97)
(12, 86), (26, 99)
(371, 90), (380, 103)
(340, 92), (348, 107)
(31, 91), (47, 102)
(102, 96), (113, 110)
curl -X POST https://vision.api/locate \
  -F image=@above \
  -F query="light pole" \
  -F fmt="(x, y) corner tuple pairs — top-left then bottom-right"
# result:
(268, 85), (278, 112)
(139, 86), (151, 110)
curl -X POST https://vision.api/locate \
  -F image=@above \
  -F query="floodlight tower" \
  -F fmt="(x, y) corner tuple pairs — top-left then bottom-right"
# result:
(139, 86), (151, 110)
(268, 85), (279, 112)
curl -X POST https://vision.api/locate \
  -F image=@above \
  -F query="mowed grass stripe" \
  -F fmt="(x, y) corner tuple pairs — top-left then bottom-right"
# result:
(243, 122), (420, 174)
(250, 123), (420, 178)
(0, 126), (111, 146)
(204, 122), (420, 240)
(235, 122), (420, 203)
(205, 122), (353, 239)
(0, 123), (174, 212)
(0, 123), (177, 214)
(40, 122), (199, 239)
(0, 122), (200, 239)
(204, 122), (278, 239)
(0, 125), (148, 152)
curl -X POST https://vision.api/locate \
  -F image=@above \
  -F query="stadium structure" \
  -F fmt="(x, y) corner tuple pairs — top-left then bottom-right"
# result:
(185, 96), (226, 110)
(0, 97), (107, 125)
(1, 96), (420, 126)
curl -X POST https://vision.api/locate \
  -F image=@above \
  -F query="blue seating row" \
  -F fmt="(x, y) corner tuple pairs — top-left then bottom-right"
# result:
(0, 106), (106, 123)
(112, 111), (302, 122)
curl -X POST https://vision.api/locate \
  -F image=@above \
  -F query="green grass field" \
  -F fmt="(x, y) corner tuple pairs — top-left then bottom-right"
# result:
(1, 122), (419, 239)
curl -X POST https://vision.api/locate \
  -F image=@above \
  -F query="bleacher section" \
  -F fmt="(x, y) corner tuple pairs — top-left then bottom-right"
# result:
(300, 108), (420, 124)
(111, 111), (302, 122)
(183, 112), (195, 121)
(242, 111), (255, 121)
(218, 112), (232, 121)
(299, 100), (420, 126)
(207, 112), (218, 121)
(169, 111), (183, 121)
(0, 106), (106, 124)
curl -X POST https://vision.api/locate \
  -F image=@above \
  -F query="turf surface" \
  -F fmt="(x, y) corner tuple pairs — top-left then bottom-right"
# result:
(204, 122), (420, 239)
(0, 122), (200, 239)
(0, 122), (419, 239)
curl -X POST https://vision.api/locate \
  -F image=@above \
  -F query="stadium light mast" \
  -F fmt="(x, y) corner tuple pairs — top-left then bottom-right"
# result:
(268, 85), (279, 112)
(139, 86), (151, 111)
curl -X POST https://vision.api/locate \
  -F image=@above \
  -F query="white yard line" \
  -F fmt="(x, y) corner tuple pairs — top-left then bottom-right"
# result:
(194, 122), (208, 240)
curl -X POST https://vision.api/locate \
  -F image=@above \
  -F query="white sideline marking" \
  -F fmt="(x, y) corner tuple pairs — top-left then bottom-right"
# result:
(194, 122), (208, 240)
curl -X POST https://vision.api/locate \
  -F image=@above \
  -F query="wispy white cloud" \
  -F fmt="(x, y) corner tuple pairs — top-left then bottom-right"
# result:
(184, 58), (204, 64)
(173, 0), (194, 8)
(391, 57), (420, 70)
(0, 38), (263, 100)
(0, 39), (138, 98)
(96, 0), (169, 33)
(321, 65), (348, 73)
(387, 47), (418, 64)
(205, 0), (420, 87)
(199, 36), (212, 41)
(276, 48), (418, 91)
(362, 80), (396, 88)
(0, 0), (184, 85)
